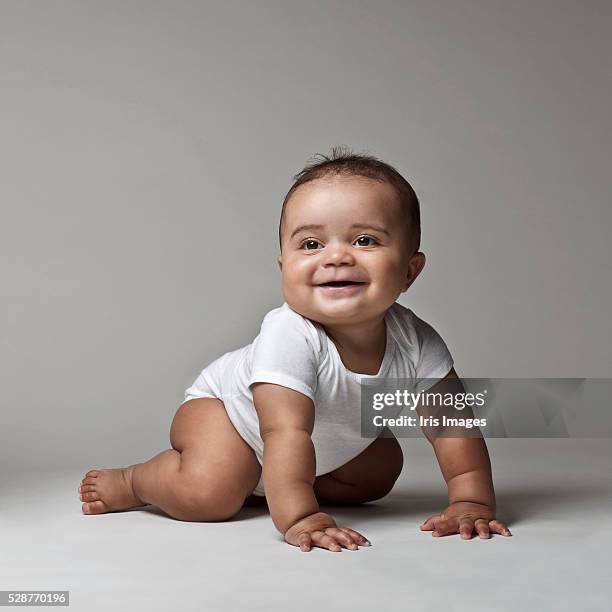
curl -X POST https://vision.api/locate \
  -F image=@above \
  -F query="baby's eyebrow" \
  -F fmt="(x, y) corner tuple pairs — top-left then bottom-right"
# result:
(289, 223), (391, 240)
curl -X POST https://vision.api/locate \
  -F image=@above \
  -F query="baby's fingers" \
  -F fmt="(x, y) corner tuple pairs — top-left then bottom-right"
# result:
(297, 533), (312, 552)
(432, 518), (458, 537)
(420, 515), (442, 531)
(325, 528), (359, 550)
(311, 531), (342, 552)
(489, 520), (512, 536)
(474, 519), (491, 539)
(459, 518), (475, 540)
(336, 527), (371, 547)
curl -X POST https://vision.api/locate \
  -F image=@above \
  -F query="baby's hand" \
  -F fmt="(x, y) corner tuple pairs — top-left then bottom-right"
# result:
(420, 502), (512, 539)
(284, 511), (371, 552)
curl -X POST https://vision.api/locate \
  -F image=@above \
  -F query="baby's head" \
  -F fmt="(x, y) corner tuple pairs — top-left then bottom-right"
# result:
(277, 146), (426, 326)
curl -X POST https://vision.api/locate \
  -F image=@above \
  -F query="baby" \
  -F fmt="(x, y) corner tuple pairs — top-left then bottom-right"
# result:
(79, 148), (511, 552)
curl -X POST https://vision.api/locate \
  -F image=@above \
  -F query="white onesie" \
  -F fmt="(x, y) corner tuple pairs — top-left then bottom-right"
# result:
(183, 301), (454, 496)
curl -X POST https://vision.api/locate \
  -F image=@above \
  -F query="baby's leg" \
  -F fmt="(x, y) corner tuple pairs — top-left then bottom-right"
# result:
(79, 398), (262, 521)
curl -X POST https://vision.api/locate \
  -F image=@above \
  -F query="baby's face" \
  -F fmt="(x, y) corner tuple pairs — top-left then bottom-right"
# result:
(278, 176), (425, 327)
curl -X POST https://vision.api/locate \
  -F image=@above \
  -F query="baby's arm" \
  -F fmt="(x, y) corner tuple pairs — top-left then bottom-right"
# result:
(417, 369), (512, 539)
(252, 382), (318, 532)
(251, 383), (368, 552)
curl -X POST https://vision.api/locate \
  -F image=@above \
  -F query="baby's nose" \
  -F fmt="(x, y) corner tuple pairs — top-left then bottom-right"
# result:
(324, 244), (355, 264)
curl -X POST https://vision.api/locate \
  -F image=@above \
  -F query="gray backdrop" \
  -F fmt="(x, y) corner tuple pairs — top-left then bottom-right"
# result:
(1, 0), (610, 472)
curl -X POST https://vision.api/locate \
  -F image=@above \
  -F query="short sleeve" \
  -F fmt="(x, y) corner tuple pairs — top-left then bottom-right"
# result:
(247, 306), (320, 400)
(411, 312), (454, 392)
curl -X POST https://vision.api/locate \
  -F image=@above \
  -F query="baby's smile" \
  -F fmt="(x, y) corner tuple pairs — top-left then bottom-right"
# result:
(314, 279), (368, 299)
(315, 271), (368, 293)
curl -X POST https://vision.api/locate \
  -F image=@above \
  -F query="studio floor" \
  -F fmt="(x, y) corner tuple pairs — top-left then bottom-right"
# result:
(1, 439), (610, 612)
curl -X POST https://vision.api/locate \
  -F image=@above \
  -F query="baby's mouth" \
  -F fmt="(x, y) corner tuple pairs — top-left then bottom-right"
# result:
(317, 281), (366, 287)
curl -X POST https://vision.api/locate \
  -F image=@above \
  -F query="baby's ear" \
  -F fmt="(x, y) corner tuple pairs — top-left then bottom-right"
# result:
(277, 255), (283, 272)
(403, 252), (426, 291)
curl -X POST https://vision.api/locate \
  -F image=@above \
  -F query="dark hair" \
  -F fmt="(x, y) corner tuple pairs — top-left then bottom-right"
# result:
(278, 145), (421, 254)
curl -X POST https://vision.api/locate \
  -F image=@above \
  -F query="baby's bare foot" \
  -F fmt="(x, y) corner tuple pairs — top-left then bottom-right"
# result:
(79, 465), (146, 514)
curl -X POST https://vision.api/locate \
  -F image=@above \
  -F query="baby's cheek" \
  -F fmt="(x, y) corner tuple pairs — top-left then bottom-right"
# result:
(382, 261), (405, 281)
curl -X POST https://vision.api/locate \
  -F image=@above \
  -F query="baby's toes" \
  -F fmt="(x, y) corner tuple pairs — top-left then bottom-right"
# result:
(82, 500), (107, 515)
(78, 482), (96, 495)
(84, 470), (101, 479)
(79, 484), (96, 496)
(80, 491), (100, 502)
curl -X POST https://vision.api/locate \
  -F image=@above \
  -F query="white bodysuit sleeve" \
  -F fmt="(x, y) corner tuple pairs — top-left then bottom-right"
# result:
(247, 306), (319, 400)
(411, 312), (454, 392)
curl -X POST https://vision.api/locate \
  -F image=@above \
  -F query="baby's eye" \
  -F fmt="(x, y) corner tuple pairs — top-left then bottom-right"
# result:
(300, 239), (322, 250)
(299, 236), (378, 250)
(354, 235), (378, 247)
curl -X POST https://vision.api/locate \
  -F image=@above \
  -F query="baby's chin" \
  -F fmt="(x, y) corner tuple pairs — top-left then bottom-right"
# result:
(285, 297), (381, 326)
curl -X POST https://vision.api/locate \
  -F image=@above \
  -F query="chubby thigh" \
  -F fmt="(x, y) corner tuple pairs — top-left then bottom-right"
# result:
(170, 400), (403, 509)
(171, 398), (263, 505)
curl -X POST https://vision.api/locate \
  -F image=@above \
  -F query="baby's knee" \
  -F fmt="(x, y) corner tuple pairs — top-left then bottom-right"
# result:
(363, 475), (399, 502)
(385, 436), (404, 481)
(363, 442), (404, 501)
(170, 474), (245, 522)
